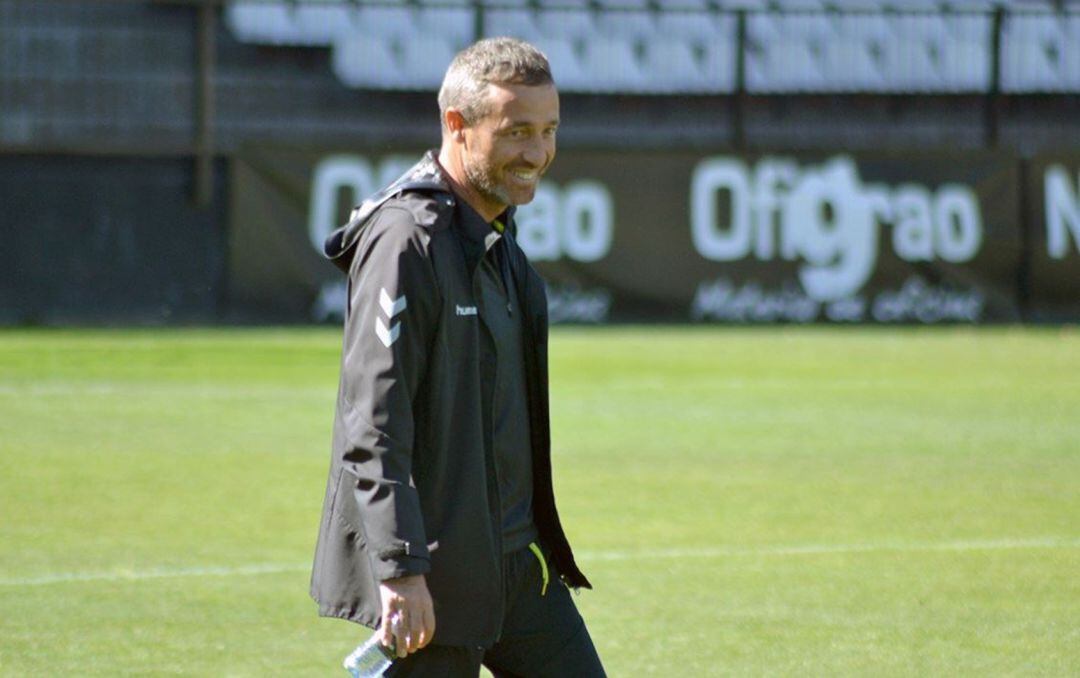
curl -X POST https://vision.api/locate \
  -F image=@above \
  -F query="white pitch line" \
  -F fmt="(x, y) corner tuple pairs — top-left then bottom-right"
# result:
(0, 382), (329, 398)
(0, 563), (307, 587)
(2, 537), (1077, 588)
(575, 536), (1080, 562)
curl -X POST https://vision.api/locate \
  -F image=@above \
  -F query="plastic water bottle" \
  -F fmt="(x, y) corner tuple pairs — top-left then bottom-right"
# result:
(343, 634), (395, 677)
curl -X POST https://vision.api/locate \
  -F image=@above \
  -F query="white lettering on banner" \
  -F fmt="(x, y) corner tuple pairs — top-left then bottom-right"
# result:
(547, 285), (611, 323)
(376, 156), (421, 190)
(824, 296), (867, 323)
(783, 158), (883, 301)
(690, 159), (753, 260)
(1045, 165), (1080, 259)
(871, 277), (984, 323)
(309, 156), (614, 263)
(936, 187), (983, 262)
(692, 276), (983, 324)
(689, 155), (984, 302)
(752, 158), (799, 260)
(562, 181), (614, 262)
(309, 156), (375, 252)
(516, 184), (560, 259)
(690, 279), (820, 323)
(515, 181), (614, 262)
(308, 155), (418, 253)
(892, 185), (934, 261)
(307, 156), (616, 322)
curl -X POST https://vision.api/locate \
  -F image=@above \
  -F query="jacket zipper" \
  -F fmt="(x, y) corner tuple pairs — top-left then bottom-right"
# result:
(498, 237), (514, 317)
(473, 256), (507, 644)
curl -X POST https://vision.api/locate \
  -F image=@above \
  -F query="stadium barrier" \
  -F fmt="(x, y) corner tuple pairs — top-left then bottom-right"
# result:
(226, 146), (1080, 325)
(0, 155), (229, 325)
(3, 0), (1079, 325)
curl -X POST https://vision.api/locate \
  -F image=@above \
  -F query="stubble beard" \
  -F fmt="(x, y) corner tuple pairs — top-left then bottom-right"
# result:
(463, 155), (513, 210)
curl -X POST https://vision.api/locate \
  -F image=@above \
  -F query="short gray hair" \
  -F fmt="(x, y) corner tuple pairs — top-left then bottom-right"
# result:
(438, 37), (553, 126)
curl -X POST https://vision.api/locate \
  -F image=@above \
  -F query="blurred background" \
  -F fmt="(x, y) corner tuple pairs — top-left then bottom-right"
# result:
(2, 0), (1079, 327)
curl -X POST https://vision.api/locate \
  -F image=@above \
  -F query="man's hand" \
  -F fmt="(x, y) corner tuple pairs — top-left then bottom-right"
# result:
(378, 574), (436, 658)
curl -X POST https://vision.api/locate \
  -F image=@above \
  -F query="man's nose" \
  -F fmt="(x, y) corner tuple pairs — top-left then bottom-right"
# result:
(522, 139), (548, 167)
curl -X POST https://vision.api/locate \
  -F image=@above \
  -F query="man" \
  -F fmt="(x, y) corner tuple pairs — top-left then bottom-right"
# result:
(310, 38), (606, 677)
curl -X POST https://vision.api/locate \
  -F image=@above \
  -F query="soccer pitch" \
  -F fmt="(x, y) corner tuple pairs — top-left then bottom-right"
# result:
(1, 326), (1077, 676)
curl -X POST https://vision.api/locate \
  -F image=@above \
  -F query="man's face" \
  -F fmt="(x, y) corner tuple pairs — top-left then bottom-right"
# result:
(458, 82), (559, 218)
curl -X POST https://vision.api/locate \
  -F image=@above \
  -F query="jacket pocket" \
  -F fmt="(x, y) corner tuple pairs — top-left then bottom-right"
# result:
(331, 468), (367, 551)
(311, 469), (380, 626)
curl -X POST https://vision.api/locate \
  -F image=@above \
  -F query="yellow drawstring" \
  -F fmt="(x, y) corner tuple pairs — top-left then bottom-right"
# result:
(528, 542), (549, 596)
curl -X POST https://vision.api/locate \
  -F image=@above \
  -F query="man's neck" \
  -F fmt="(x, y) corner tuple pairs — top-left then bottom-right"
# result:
(436, 149), (504, 223)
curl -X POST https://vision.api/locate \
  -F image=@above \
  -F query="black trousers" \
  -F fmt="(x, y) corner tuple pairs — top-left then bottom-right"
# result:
(384, 544), (606, 678)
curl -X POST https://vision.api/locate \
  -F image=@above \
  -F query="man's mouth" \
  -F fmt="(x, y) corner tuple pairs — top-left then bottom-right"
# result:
(508, 168), (538, 183)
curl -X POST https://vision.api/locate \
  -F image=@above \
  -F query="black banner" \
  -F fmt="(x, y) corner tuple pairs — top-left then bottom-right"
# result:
(1026, 155), (1080, 322)
(229, 146), (1023, 323)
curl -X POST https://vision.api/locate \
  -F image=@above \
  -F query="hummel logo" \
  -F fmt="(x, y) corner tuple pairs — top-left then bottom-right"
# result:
(380, 289), (407, 318)
(375, 318), (399, 348)
(456, 305), (478, 316)
(376, 288), (406, 348)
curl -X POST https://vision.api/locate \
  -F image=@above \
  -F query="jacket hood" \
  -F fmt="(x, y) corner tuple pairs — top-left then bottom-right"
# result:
(323, 150), (452, 274)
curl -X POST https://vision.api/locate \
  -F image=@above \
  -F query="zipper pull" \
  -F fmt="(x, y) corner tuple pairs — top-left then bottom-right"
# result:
(507, 301), (512, 316)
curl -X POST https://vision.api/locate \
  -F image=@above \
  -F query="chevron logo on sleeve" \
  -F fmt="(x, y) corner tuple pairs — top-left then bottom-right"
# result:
(375, 288), (407, 348)
(379, 288), (407, 318)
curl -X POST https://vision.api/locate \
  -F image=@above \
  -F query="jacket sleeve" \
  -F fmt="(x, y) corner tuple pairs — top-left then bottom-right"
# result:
(338, 205), (441, 581)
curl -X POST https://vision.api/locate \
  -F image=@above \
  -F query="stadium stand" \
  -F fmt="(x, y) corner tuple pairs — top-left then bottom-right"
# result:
(332, 33), (400, 88)
(1001, 10), (1080, 91)
(2, 0), (1078, 156)
(219, 0), (1080, 94)
(530, 35), (592, 90)
(0, 2), (197, 145)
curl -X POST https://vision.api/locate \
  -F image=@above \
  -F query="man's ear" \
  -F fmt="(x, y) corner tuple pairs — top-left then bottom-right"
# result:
(444, 109), (468, 142)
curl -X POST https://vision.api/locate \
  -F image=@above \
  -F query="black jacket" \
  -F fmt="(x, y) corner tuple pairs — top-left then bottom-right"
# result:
(310, 151), (590, 647)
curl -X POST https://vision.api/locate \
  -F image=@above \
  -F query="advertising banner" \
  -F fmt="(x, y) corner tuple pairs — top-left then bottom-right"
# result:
(229, 146), (1022, 323)
(1026, 155), (1080, 321)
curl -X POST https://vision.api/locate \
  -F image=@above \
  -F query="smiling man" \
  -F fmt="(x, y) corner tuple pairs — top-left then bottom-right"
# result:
(311, 38), (606, 677)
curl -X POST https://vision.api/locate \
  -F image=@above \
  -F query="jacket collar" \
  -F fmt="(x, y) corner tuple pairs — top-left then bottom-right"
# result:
(323, 150), (451, 272)
(323, 149), (518, 273)
(454, 193), (512, 252)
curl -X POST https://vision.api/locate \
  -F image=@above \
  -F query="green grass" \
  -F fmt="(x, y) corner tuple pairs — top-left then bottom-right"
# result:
(1, 327), (1078, 676)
